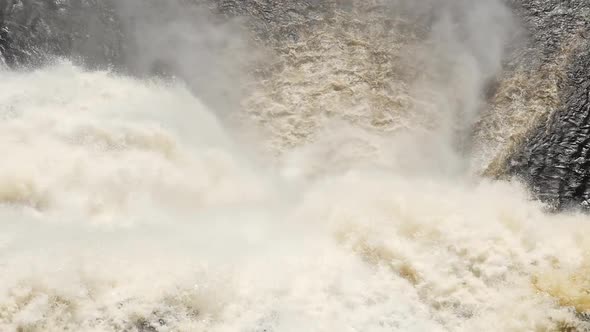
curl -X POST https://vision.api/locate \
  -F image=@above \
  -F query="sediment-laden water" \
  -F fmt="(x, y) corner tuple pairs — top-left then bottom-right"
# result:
(1, 0), (590, 331)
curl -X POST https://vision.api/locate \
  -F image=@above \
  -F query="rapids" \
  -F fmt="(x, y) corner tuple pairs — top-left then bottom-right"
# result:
(1, 0), (590, 331)
(0, 61), (588, 332)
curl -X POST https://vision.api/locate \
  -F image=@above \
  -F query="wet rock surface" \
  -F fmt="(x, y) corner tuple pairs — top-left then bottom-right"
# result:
(0, 0), (123, 67)
(505, 0), (590, 209)
(0, 0), (331, 68)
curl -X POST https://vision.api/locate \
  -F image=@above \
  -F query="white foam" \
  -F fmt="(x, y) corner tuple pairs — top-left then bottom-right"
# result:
(0, 62), (588, 332)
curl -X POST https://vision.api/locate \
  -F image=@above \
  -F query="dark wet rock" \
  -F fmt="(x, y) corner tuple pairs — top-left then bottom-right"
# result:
(0, 0), (124, 67)
(0, 0), (329, 68)
(505, 0), (590, 209)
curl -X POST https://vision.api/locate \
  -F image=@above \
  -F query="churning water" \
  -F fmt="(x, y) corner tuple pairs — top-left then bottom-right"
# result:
(1, 1), (590, 331)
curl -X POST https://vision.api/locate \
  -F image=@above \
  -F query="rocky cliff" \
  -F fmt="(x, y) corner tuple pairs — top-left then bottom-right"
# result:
(503, 1), (590, 209)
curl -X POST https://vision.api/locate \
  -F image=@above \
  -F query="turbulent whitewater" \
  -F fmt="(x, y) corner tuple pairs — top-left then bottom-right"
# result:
(2, 0), (590, 331)
(0, 60), (586, 332)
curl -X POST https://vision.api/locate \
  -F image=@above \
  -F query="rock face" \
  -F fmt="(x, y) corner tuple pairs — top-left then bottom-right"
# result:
(0, 0), (331, 69)
(504, 0), (590, 209)
(0, 0), (123, 67)
(2, 0), (590, 209)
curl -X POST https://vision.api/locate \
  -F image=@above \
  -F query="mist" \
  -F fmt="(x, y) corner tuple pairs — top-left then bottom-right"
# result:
(108, 0), (518, 161)
(112, 0), (263, 116)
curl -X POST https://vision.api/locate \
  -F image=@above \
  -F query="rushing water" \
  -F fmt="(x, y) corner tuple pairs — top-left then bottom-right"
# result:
(1, 1), (590, 332)
(0, 61), (588, 332)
